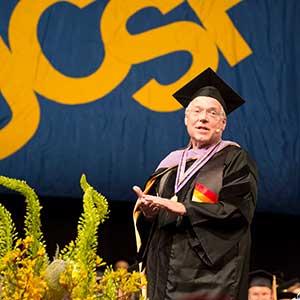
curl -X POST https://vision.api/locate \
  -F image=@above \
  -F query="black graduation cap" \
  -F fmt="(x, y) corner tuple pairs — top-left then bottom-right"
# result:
(172, 67), (245, 115)
(249, 270), (274, 288)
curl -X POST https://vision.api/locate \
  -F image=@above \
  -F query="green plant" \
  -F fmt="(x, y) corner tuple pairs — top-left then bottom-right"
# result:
(98, 266), (147, 300)
(56, 175), (109, 299)
(0, 175), (146, 300)
(0, 203), (17, 259)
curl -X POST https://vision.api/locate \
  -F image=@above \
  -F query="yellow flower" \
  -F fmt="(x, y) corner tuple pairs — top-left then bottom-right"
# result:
(23, 236), (34, 247)
(37, 247), (46, 256)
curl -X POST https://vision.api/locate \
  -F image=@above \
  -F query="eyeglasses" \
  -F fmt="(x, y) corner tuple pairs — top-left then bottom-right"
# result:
(188, 108), (223, 119)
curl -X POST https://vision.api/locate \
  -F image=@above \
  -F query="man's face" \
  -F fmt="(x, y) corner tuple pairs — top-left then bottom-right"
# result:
(114, 260), (129, 270)
(248, 287), (273, 300)
(185, 96), (226, 148)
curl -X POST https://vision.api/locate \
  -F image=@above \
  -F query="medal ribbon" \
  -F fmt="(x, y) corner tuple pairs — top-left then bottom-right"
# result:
(175, 141), (221, 194)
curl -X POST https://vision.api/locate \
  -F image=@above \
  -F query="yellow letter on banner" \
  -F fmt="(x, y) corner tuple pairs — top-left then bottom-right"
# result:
(101, 0), (219, 112)
(9, 0), (127, 104)
(0, 0), (252, 159)
(188, 0), (252, 66)
(101, 0), (252, 112)
(0, 37), (41, 160)
(0, 0), (96, 159)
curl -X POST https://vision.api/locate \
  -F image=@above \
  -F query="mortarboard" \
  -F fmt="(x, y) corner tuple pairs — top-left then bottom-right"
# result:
(172, 67), (245, 115)
(249, 270), (274, 288)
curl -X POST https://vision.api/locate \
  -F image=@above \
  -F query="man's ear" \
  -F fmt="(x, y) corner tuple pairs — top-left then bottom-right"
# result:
(184, 115), (188, 126)
(222, 117), (227, 131)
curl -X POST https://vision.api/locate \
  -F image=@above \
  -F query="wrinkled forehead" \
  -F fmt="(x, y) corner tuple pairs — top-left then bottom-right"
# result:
(188, 96), (223, 111)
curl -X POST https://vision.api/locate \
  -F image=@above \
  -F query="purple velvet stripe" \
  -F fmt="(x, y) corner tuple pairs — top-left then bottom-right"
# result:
(155, 140), (240, 194)
(175, 141), (221, 194)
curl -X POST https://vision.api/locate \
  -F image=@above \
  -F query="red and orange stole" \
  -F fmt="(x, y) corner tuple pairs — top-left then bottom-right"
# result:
(192, 183), (219, 204)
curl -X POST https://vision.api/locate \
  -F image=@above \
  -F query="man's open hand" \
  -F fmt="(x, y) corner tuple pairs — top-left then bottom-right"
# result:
(133, 186), (186, 217)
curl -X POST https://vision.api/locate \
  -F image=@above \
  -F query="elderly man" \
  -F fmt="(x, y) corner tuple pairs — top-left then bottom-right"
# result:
(133, 68), (258, 300)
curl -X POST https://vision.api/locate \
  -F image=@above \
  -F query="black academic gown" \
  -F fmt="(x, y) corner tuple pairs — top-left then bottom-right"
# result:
(136, 145), (258, 300)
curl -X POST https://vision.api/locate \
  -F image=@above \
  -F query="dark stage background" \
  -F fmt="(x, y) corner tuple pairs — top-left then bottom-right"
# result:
(0, 193), (299, 282)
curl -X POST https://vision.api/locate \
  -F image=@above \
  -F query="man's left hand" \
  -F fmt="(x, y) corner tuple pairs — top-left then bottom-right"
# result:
(143, 195), (187, 216)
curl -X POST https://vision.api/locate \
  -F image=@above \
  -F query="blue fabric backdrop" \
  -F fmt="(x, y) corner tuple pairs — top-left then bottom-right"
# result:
(0, 0), (299, 214)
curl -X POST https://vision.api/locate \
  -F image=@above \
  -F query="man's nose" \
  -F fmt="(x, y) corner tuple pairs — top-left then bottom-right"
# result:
(198, 110), (209, 121)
